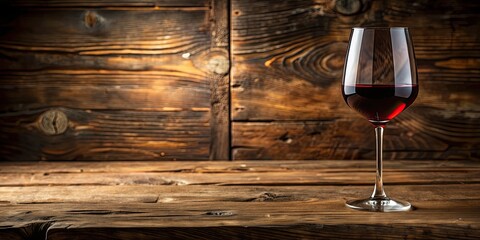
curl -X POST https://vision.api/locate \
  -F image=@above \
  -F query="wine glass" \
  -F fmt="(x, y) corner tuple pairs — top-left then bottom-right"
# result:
(342, 27), (418, 212)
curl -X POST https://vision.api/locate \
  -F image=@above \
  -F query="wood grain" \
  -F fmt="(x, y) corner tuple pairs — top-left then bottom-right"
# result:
(2, 0), (479, 160)
(0, 200), (477, 240)
(0, 71), (209, 111)
(0, 160), (478, 187)
(0, 10), (210, 55)
(2, 184), (480, 204)
(0, 108), (210, 160)
(232, 120), (478, 160)
(1, 167), (479, 187)
(6, 0), (209, 8)
(0, 160), (479, 239)
(0, 1), (232, 160)
(231, 0), (480, 160)
(44, 224), (480, 240)
(209, 0), (230, 160)
(2, 159), (478, 173)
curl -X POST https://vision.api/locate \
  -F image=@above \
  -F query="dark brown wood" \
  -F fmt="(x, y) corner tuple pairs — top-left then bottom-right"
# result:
(0, 71), (209, 111)
(2, 0), (479, 161)
(0, 160), (479, 239)
(44, 224), (480, 240)
(230, 0), (480, 160)
(0, 108), (210, 160)
(209, 0), (231, 160)
(2, 184), (480, 204)
(2, 159), (479, 173)
(232, 120), (478, 160)
(0, 1), (232, 160)
(6, 0), (208, 8)
(0, 9), (211, 56)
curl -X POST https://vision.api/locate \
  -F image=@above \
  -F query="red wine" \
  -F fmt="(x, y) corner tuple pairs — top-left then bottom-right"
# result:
(342, 84), (418, 124)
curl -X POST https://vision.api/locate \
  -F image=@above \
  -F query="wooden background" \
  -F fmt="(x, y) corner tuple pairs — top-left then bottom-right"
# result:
(0, 0), (479, 160)
(0, 0), (230, 160)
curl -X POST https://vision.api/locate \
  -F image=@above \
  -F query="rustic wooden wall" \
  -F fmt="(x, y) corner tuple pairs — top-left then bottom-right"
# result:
(0, 0), (230, 160)
(1, 0), (479, 161)
(231, 0), (480, 160)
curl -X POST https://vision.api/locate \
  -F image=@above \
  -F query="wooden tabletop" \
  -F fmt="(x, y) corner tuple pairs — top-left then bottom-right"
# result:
(0, 160), (479, 239)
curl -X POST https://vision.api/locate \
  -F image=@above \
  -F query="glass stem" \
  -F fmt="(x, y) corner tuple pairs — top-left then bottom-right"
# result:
(372, 126), (387, 199)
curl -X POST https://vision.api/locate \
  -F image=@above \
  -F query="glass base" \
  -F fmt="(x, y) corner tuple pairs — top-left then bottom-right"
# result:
(346, 197), (411, 212)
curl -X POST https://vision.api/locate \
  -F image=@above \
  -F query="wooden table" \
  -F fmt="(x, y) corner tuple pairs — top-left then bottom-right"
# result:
(0, 160), (479, 239)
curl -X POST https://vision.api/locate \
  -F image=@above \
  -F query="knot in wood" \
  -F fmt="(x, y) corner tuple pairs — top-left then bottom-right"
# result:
(247, 192), (294, 202)
(38, 110), (68, 135)
(83, 11), (102, 28)
(207, 55), (230, 75)
(335, 0), (362, 15)
(254, 192), (278, 201)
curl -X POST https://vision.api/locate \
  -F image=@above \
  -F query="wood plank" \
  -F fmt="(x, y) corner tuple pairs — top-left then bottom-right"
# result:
(0, 10), (210, 55)
(1, 184), (479, 204)
(209, 0), (230, 159)
(0, 160), (478, 186)
(5, 0), (209, 8)
(7, 201), (479, 229)
(0, 160), (478, 239)
(0, 200), (478, 239)
(230, 0), (480, 160)
(45, 224), (480, 240)
(1, 160), (478, 173)
(1, 170), (478, 187)
(0, 108), (210, 160)
(232, 120), (479, 160)
(0, 7), (229, 160)
(231, 0), (480, 119)
(0, 9), (212, 111)
(0, 71), (209, 111)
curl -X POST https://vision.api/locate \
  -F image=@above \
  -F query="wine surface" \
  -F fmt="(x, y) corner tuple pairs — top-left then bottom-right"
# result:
(342, 84), (418, 123)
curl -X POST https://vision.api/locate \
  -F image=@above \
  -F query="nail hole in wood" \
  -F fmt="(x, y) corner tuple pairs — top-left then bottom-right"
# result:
(279, 133), (293, 144)
(232, 83), (242, 89)
(204, 210), (235, 216)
